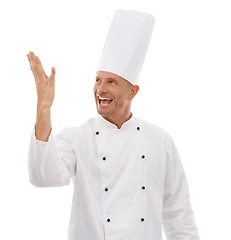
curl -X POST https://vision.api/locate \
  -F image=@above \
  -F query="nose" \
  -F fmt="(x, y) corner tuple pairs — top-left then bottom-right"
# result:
(96, 82), (107, 95)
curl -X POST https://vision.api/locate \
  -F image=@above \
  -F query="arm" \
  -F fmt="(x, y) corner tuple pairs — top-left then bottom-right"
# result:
(162, 134), (200, 240)
(28, 127), (76, 187)
(27, 51), (55, 142)
(27, 52), (76, 187)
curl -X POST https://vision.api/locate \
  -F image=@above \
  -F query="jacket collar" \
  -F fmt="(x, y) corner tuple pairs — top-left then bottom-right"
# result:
(96, 114), (135, 131)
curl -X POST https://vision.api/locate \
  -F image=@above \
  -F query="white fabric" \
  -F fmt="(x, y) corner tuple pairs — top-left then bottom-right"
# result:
(97, 10), (155, 85)
(28, 115), (200, 240)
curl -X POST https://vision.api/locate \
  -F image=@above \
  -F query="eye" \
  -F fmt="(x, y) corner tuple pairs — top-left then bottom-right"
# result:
(109, 80), (116, 84)
(95, 78), (101, 83)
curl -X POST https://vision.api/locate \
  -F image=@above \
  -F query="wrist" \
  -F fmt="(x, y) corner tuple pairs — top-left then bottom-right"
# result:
(37, 102), (52, 110)
(37, 105), (51, 117)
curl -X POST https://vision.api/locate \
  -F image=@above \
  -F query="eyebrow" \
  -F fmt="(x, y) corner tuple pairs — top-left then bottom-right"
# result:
(95, 77), (117, 81)
(95, 77), (117, 82)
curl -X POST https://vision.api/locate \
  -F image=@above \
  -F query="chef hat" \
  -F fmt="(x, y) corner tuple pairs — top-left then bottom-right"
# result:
(96, 9), (155, 85)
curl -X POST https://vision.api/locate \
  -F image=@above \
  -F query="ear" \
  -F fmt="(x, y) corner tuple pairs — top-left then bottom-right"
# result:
(129, 85), (139, 100)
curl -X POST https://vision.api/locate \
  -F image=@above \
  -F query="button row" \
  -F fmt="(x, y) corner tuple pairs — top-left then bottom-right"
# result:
(96, 126), (141, 136)
(98, 125), (144, 225)
(102, 155), (145, 161)
(104, 186), (146, 192)
(106, 218), (145, 222)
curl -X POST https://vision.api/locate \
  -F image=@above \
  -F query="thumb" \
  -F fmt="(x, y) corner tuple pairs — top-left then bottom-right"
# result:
(50, 67), (56, 81)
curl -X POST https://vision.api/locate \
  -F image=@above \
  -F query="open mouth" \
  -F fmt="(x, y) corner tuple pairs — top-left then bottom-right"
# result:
(98, 96), (113, 106)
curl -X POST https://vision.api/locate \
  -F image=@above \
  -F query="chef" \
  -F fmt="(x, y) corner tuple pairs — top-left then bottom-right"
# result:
(27, 9), (200, 240)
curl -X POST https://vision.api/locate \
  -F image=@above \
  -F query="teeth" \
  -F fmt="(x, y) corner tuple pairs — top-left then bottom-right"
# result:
(97, 96), (113, 106)
(98, 97), (113, 100)
(101, 102), (110, 105)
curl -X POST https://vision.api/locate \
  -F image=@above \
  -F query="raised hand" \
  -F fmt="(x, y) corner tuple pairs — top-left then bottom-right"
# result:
(27, 51), (55, 141)
(27, 51), (56, 108)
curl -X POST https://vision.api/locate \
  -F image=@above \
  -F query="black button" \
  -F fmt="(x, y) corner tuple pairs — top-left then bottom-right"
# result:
(96, 131), (99, 135)
(142, 155), (145, 159)
(105, 188), (108, 191)
(107, 218), (111, 222)
(103, 157), (106, 161)
(137, 127), (140, 131)
(141, 218), (145, 222)
(142, 186), (146, 190)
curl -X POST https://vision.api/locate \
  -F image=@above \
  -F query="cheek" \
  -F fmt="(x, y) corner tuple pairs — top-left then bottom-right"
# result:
(111, 87), (129, 105)
(115, 94), (127, 106)
(93, 85), (98, 94)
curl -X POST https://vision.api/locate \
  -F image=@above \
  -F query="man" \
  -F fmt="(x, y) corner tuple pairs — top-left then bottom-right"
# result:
(27, 10), (200, 240)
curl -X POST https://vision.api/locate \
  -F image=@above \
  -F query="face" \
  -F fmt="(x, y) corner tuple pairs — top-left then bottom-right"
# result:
(93, 71), (139, 122)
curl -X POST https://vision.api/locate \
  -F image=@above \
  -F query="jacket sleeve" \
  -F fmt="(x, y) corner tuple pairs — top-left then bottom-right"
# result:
(28, 127), (77, 187)
(162, 134), (200, 240)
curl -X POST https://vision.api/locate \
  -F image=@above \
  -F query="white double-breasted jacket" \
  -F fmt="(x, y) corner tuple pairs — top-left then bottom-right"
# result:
(28, 115), (200, 240)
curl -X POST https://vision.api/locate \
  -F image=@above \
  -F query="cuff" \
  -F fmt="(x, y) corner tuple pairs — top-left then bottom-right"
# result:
(32, 126), (53, 144)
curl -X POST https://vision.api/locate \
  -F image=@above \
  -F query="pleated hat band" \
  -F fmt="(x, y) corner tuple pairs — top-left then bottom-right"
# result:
(97, 9), (155, 85)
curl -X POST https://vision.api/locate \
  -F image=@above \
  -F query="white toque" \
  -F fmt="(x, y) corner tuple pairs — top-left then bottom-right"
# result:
(97, 9), (156, 85)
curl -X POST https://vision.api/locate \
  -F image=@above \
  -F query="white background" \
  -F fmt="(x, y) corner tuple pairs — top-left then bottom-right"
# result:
(0, 0), (230, 239)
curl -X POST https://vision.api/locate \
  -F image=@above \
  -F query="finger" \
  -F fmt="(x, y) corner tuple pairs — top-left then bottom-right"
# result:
(27, 54), (34, 74)
(27, 52), (34, 62)
(27, 52), (36, 74)
(50, 67), (56, 81)
(29, 51), (36, 63)
(28, 51), (36, 67)
(35, 55), (46, 76)
(30, 52), (40, 71)
(35, 55), (41, 64)
(29, 53), (47, 79)
(29, 51), (35, 57)
(26, 53), (31, 63)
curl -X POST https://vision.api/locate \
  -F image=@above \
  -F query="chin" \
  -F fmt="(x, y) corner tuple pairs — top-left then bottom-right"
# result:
(97, 107), (113, 119)
(97, 108), (108, 117)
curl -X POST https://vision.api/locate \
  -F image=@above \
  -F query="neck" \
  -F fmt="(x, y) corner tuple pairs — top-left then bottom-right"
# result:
(102, 112), (133, 129)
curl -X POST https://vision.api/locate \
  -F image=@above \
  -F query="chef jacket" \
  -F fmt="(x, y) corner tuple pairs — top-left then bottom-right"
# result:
(28, 115), (200, 240)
